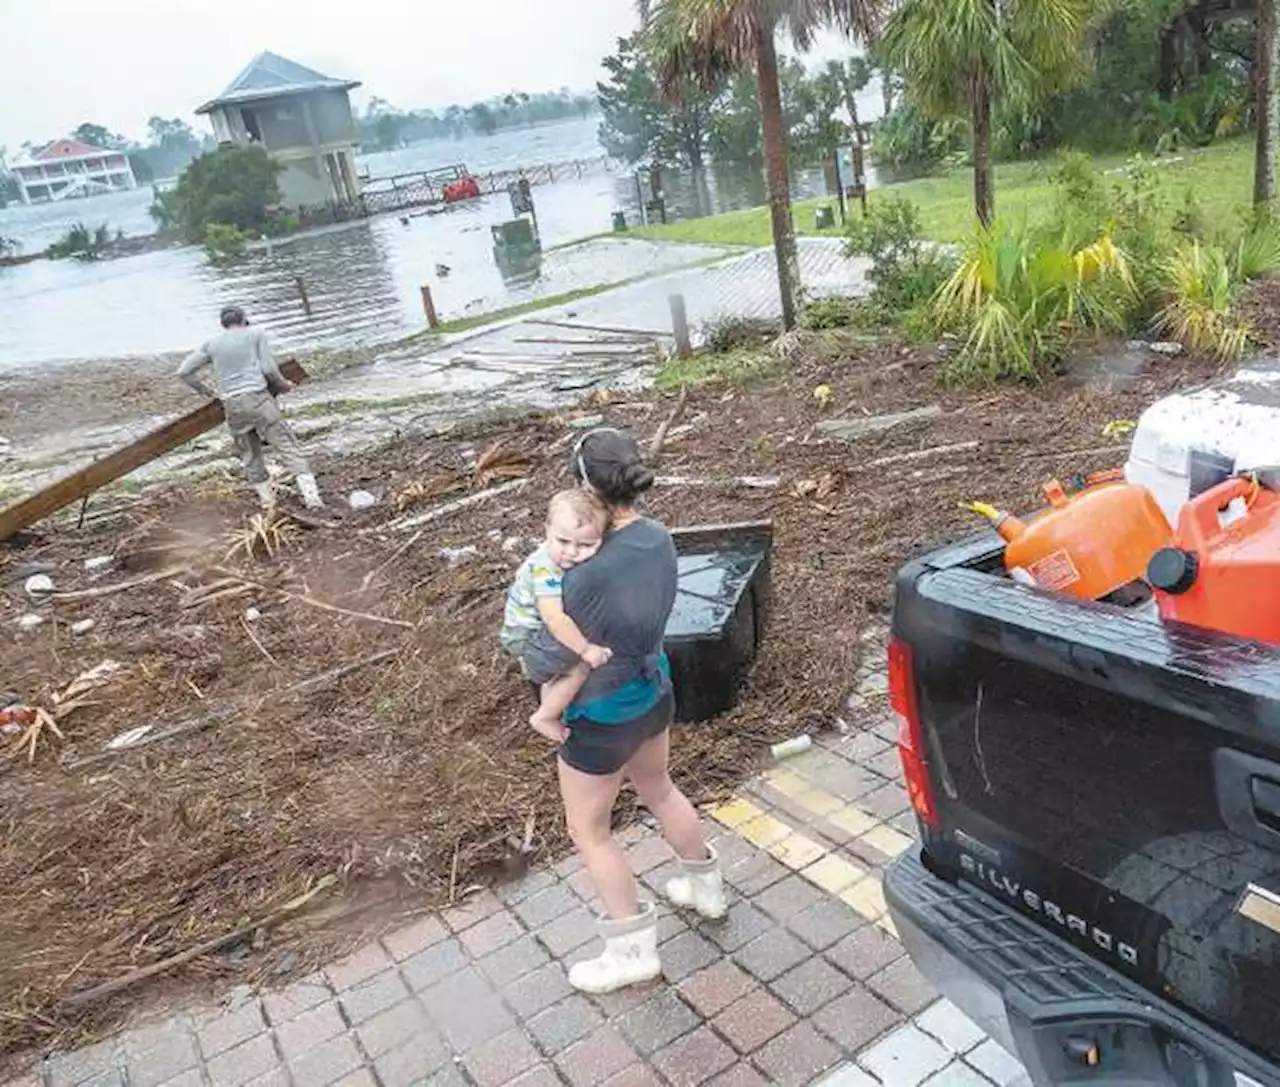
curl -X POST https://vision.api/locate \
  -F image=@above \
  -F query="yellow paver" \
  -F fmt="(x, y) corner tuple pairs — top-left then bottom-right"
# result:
(713, 797), (763, 830)
(827, 804), (878, 838)
(800, 853), (866, 895)
(762, 769), (809, 798)
(767, 833), (828, 871)
(861, 824), (914, 859)
(739, 813), (793, 849)
(794, 786), (844, 818)
(840, 875), (889, 921)
(876, 913), (900, 938)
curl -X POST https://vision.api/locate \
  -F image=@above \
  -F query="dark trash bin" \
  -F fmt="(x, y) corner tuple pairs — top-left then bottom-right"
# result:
(664, 521), (772, 722)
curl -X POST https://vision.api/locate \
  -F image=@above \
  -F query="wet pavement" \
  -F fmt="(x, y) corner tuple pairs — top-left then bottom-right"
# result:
(1, 239), (869, 502)
(5, 631), (1029, 1087)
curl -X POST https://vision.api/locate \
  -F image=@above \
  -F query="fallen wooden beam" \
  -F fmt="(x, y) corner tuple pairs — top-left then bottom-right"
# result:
(381, 478), (530, 533)
(0, 360), (308, 543)
(815, 404), (941, 441)
(654, 475), (780, 489)
(63, 874), (338, 1011)
(864, 440), (981, 470)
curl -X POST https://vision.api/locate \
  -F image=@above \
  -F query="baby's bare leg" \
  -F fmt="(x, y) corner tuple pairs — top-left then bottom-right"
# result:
(531, 661), (592, 733)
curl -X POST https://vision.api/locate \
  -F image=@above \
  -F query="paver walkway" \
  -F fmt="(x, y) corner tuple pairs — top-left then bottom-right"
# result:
(8, 639), (1031, 1087)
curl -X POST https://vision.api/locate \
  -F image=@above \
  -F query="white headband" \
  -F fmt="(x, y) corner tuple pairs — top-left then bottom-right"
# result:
(572, 427), (623, 487)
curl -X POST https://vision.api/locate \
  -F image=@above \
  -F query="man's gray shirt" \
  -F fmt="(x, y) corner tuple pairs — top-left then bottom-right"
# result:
(178, 327), (284, 399)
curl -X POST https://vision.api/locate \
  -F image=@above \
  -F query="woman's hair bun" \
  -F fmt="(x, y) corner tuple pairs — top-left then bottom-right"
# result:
(574, 429), (655, 505)
(623, 463), (655, 493)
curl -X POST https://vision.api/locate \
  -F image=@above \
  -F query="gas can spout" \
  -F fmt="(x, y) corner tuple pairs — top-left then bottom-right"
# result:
(961, 501), (1026, 542)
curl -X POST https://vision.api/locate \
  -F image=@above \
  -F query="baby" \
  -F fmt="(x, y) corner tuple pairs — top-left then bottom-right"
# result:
(502, 490), (612, 741)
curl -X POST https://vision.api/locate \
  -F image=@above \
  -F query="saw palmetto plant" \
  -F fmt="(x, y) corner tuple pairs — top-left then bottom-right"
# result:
(934, 217), (1138, 380)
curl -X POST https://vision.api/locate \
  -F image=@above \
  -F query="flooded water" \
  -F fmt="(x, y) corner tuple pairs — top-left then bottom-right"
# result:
(0, 116), (873, 370)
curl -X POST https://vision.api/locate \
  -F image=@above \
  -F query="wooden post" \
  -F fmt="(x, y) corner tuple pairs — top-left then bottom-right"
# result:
(421, 285), (439, 329)
(833, 150), (847, 226)
(295, 275), (312, 316)
(669, 293), (692, 359)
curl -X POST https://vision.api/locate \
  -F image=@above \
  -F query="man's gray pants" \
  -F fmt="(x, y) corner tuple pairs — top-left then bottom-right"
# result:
(222, 391), (310, 485)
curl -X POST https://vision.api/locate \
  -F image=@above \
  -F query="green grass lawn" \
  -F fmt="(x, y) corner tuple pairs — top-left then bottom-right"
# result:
(635, 137), (1259, 247)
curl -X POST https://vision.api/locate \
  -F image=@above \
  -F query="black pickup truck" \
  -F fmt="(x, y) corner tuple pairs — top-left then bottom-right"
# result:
(883, 532), (1280, 1087)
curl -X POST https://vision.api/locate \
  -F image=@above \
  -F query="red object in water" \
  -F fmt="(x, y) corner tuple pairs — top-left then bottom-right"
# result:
(442, 176), (481, 203)
(1149, 475), (1280, 644)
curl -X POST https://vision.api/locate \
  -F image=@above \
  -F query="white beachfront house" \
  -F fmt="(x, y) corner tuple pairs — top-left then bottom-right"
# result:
(12, 139), (138, 204)
(196, 51), (364, 209)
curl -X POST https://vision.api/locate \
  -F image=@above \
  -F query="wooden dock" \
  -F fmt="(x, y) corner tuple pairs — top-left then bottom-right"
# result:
(359, 155), (611, 217)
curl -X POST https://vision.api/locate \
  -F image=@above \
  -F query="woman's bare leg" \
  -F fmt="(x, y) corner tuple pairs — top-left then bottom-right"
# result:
(558, 758), (638, 919)
(625, 729), (708, 862)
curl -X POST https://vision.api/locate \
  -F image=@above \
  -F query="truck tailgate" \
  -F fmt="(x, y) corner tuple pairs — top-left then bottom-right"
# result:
(893, 537), (1280, 1064)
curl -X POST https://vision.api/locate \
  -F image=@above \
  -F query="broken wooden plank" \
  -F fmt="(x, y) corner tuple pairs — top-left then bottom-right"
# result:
(0, 360), (308, 543)
(815, 404), (941, 441)
(529, 318), (669, 338)
(864, 440), (980, 470)
(654, 475), (780, 490)
(381, 478), (530, 533)
(62, 874), (338, 1011)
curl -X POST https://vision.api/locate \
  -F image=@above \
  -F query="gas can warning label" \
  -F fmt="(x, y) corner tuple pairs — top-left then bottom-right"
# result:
(1028, 549), (1080, 590)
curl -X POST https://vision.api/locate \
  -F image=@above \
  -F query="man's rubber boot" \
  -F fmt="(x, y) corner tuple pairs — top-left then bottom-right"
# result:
(296, 473), (324, 510)
(664, 845), (727, 920)
(568, 901), (661, 994)
(253, 481), (276, 509)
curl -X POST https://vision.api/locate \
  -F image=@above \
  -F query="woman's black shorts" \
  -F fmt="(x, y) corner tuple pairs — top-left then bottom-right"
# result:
(558, 689), (674, 776)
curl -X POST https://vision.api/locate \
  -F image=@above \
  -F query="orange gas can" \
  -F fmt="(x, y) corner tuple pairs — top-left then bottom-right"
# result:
(1148, 475), (1280, 644)
(977, 477), (1173, 600)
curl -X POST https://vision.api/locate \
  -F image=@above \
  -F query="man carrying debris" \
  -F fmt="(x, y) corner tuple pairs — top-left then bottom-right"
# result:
(177, 306), (323, 510)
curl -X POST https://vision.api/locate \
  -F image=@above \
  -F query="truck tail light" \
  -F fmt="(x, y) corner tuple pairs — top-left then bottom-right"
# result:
(889, 638), (939, 830)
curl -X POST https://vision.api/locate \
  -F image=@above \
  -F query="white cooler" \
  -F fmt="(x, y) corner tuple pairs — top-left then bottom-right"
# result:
(1124, 360), (1280, 525)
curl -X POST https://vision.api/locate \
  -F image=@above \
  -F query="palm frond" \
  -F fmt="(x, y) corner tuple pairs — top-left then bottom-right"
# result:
(644, 0), (882, 99)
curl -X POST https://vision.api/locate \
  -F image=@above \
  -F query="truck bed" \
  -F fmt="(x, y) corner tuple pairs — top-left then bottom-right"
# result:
(891, 532), (1280, 1069)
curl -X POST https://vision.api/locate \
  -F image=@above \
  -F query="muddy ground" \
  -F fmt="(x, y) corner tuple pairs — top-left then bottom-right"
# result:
(0, 322), (1227, 1064)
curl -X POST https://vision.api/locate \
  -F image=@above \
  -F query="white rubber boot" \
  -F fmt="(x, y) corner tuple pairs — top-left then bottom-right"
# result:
(665, 845), (727, 920)
(296, 473), (324, 510)
(252, 481), (276, 509)
(568, 901), (661, 994)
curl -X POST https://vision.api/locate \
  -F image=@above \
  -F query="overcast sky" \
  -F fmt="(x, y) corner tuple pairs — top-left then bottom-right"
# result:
(0, 0), (641, 150)
(0, 0), (861, 153)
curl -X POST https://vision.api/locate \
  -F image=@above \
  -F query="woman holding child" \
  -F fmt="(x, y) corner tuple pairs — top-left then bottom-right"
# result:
(500, 428), (724, 993)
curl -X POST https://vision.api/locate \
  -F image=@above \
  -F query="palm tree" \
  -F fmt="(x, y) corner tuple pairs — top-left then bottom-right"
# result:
(820, 57), (875, 136)
(642, 0), (883, 330)
(879, 0), (1094, 228)
(1256, 0), (1278, 207)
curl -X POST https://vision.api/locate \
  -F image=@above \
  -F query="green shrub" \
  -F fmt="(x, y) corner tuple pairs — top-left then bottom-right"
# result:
(870, 101), (965, 174)
(801, 296), (866, 330)
(845, 196), (956, 316)
(203, 223), (251, 261)
(701, 316), (777, 353)
(47, 222), (111, 261)
(158, 145), (281, 242)
(934, 218), (1138, 381)
(1155, 240), (1249, 360)
(1231, 209), (1280, 281)
(264, 213), (302, 237)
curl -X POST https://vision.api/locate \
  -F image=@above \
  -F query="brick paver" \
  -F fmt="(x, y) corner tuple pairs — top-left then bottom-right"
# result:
(9, 636), (1040, 1087)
